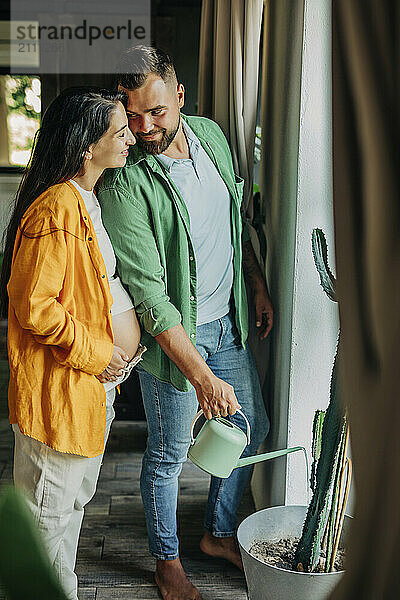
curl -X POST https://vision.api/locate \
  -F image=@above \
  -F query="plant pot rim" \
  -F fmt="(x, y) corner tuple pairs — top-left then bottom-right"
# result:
(237, 504), (351, 576)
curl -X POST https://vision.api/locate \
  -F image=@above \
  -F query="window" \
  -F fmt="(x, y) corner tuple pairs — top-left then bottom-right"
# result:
(0, 75), (41, 168)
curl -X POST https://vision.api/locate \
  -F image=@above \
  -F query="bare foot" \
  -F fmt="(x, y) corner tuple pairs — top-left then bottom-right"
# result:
(200, 531), (243, 571)
(155, 558), (203, 600)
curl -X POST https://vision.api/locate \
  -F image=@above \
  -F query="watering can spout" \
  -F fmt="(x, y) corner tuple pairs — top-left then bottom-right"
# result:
(236, 446), (305, 469)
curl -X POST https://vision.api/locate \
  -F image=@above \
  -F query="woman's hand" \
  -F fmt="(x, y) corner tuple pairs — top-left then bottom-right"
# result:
(96, 345), (130, 383)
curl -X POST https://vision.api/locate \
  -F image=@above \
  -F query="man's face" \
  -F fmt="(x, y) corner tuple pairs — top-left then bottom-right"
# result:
(119, 74), (184, 155)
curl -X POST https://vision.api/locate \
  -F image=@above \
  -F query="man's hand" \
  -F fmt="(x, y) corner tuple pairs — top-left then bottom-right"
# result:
(193, 373), (241, 420)
(96, 345), (130, 383)
(242, 240), (274, 339)
(254, 286), (274, 340)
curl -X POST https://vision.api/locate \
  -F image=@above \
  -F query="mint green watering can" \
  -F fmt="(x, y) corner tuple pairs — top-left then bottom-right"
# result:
(188, 409), (306, 479)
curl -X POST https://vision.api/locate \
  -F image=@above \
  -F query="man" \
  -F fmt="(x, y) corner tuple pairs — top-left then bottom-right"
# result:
(98, 45), (272, 600)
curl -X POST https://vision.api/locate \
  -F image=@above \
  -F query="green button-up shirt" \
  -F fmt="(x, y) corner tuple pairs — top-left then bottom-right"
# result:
(98, 114), (250, 391)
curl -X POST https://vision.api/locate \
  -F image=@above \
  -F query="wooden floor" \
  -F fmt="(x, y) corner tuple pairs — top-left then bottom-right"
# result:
(0, 416), (252, 599)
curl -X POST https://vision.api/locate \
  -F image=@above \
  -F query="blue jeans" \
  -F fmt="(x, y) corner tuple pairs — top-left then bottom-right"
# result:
(137, 311), (270, 560)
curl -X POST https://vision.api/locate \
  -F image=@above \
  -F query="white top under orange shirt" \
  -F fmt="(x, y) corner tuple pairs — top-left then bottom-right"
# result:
(69, 179), (135, 391)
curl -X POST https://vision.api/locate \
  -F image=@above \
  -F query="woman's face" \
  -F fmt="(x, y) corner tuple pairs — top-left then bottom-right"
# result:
(88, 101), (136, 170)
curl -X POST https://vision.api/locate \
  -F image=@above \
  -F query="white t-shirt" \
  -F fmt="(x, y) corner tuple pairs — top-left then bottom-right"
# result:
(69, 179), (134, 316)
(69, 179), (136, 392)
(157, 121), (234, 326)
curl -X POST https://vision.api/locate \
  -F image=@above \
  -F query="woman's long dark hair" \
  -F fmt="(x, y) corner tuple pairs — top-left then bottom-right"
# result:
(0, 87), (127, 317)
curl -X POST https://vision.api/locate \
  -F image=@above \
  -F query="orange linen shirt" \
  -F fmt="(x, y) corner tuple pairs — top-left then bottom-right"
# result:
(7, 181), (114, 457)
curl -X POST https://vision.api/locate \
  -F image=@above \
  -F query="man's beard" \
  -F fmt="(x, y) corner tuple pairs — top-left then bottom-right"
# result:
(135, 119), (180, 155)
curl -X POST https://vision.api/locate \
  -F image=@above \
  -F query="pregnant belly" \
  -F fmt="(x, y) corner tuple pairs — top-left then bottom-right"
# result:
(112, 308), (141, 360)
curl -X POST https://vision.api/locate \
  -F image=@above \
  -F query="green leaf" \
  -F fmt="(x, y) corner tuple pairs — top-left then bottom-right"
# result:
(0, 487), (68, 600)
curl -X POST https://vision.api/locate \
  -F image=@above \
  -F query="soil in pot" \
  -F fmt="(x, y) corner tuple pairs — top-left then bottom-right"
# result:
(249, 537), (346, 572)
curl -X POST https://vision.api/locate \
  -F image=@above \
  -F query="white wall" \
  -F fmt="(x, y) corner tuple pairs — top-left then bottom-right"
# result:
(285, 0), (338, 504)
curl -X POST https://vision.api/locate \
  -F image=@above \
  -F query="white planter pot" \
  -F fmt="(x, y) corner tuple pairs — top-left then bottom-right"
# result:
(237, 505), (351, 600)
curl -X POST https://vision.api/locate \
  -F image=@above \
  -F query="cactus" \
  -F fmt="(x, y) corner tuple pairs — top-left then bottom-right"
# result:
(311, 228), (336, 301)
(293, 229), (348, 572)
(310, 410), (325, 493)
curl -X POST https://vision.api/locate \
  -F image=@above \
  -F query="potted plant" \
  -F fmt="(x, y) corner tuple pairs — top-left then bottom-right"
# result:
(237, 229), (352, 600)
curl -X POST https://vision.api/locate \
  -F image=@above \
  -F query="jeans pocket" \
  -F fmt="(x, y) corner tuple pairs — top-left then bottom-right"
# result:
(227, 311), (241, 347)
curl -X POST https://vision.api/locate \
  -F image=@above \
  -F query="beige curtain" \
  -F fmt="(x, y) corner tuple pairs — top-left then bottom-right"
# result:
(331, 2), (399, 598)
(198, 0), (263, 215)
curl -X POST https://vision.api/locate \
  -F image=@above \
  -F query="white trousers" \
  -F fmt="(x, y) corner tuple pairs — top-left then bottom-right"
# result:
(12, 388), (116, 600)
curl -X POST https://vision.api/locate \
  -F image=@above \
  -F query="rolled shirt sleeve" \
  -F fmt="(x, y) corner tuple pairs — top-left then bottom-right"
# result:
(99, 186), (182, 337)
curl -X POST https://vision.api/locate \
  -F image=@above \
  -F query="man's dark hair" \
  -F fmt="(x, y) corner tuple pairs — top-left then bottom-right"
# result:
(117, 45), (177, 90)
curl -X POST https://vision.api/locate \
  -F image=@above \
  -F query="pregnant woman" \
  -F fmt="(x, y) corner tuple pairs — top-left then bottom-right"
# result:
(0, 87), (143, 599)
